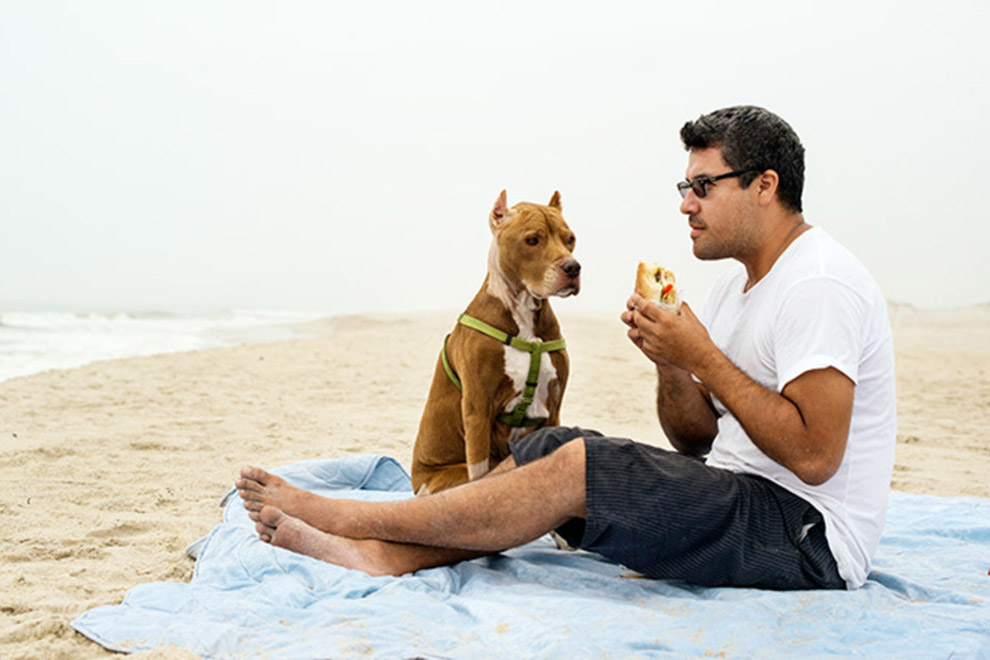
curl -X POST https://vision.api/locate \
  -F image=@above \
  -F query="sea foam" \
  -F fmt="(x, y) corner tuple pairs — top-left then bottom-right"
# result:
(0, 309), (328, 382)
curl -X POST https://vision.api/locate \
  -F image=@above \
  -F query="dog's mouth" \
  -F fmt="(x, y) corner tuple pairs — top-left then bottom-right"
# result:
(553, 278), (581, 298)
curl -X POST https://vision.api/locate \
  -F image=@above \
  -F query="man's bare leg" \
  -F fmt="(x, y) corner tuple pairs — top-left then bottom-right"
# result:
(237, 456), (519, 533)
(239, 438), (586, 555)
(255, 506), (489, 576)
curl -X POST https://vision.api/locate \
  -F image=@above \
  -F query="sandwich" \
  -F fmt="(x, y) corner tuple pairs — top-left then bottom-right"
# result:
(634, 262), (680, 311)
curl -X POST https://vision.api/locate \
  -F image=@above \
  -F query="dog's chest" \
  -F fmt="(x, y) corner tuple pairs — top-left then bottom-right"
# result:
(501, 344), (558, 418)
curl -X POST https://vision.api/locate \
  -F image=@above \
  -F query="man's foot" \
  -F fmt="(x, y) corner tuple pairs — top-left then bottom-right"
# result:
(255, 505), (393, 576)
(255, 505), (488, 577)
(236, 466), (322, 524)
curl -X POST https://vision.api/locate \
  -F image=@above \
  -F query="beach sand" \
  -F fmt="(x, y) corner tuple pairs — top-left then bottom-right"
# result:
(1, 306), (988, 658)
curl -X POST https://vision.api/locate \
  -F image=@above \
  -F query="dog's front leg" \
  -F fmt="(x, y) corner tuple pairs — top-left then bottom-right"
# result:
(460, 382), (497, 482)
(545, 375), (566, 427)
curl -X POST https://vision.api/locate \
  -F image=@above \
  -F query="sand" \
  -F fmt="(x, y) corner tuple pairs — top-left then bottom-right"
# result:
(1, 306), (988, 658)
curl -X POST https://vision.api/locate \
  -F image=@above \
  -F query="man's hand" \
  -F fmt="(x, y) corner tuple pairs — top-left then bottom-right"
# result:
(622, 293), (717, 373)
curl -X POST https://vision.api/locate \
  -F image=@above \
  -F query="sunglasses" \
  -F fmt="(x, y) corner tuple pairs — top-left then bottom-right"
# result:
(677, 168), (760, 199)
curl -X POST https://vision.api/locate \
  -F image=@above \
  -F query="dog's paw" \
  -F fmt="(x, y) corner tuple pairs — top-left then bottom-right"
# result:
(550, 530), (577, 552)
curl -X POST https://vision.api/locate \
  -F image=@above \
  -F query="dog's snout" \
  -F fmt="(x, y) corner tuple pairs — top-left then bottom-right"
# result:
(562, 259), (581, 279)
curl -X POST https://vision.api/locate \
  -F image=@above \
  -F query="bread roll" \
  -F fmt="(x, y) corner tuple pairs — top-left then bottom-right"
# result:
(634, 262), (680, 311)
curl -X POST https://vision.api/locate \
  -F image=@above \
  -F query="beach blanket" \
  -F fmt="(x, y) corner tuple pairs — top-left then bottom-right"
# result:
(72, 455), (990, 659)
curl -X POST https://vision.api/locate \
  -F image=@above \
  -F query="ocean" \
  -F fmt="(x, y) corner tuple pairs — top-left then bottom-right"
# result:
(0, 309), (331, 383)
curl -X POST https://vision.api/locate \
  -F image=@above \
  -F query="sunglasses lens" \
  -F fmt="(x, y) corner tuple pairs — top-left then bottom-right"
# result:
(678, 178), (713, 199)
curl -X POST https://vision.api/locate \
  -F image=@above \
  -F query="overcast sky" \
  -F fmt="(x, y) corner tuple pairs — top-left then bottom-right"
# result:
(2, 0), (988, 316)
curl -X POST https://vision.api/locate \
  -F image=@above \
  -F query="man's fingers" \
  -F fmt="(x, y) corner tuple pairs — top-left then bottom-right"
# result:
(633, 298), (663, 325)
(633, 302), (667, 329)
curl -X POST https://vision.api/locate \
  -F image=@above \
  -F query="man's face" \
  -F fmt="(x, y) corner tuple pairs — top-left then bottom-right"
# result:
(679, 147), (759, 262)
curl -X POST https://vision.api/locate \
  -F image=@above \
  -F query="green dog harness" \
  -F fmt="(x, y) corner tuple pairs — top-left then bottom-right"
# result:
(441, 313), (567, 428)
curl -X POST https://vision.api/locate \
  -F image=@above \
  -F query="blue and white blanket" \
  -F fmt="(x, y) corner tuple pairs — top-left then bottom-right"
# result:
(72, 455), (990, 659)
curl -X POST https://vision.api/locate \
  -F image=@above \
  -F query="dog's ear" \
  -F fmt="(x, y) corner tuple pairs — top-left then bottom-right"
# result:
(548, 191), (562, 209)
(489, 189), (510, 231)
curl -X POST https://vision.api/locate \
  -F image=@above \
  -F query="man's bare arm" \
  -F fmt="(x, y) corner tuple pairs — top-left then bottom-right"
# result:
(628, 295), (853, 485)
(655, 364), (719, 456)
(696, 358), (853, 485)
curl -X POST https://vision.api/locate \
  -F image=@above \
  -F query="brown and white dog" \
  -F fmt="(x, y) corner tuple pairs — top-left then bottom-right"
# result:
(411, 190), (580, 494)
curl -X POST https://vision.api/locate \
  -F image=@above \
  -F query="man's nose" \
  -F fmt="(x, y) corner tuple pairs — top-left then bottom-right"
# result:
(680, 192), (699, 215)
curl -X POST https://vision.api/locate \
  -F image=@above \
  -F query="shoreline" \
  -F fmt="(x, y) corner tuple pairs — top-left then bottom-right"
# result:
(2, 301), (986, 385)
(0, 309), (333, 384)
(0, 306), (988, 658)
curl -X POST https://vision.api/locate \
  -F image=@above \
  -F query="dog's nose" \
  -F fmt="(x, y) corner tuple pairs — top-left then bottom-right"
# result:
(561, 259), (581, 279)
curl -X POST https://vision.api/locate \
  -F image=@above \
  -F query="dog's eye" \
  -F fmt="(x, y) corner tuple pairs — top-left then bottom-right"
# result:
(567, 235), (576, 246)
(526, 236), (540, 246)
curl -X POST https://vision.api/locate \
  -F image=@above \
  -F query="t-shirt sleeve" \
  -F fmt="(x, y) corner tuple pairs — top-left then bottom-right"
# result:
(772, 276), (866, 391)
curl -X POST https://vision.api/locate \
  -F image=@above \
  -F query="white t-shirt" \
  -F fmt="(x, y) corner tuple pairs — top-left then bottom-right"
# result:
(700, 227), (896, 589)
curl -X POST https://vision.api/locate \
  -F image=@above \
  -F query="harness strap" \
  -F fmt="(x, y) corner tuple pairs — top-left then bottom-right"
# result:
(440, 313), (567, 428)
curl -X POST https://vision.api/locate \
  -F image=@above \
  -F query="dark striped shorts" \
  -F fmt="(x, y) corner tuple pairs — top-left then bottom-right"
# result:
(510, 426), (844, 590)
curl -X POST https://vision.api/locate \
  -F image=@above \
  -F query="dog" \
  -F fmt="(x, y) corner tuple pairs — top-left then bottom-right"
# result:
(411, 190), (580, 495)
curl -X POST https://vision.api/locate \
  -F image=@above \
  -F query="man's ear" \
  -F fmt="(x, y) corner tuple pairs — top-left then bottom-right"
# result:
(489, 189), (509, 231)
(756, 170), (780, 208)
(548, 190), (562, 209)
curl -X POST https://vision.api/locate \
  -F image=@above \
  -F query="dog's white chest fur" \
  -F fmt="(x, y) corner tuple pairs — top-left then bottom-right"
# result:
(501, 329), (557, 420)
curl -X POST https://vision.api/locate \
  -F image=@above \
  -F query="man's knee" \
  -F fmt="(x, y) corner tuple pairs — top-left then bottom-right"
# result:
(551, 437), (586, 473)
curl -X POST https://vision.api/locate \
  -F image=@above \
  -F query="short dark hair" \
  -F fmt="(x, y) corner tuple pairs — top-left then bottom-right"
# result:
(680, 106), (805, 213)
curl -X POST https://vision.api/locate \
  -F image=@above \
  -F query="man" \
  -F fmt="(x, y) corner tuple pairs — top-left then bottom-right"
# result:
(236, 106), (896, 590)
